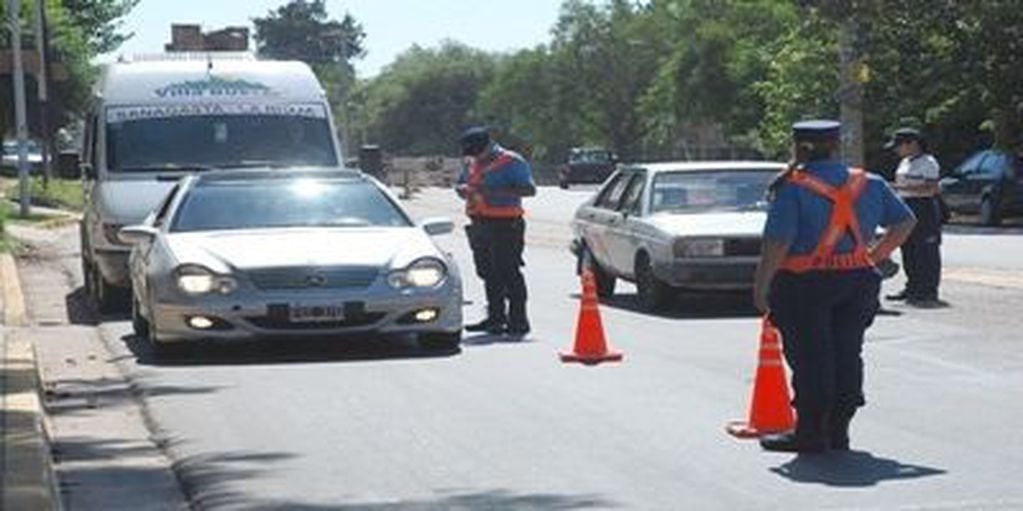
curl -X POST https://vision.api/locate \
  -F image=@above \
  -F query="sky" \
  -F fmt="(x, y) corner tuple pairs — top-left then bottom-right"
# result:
(101, 0), (566, 77)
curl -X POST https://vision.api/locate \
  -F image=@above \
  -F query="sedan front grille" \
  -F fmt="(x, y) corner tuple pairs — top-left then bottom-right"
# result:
(724, 238), (761, 257)
(247, 266), (380, 291)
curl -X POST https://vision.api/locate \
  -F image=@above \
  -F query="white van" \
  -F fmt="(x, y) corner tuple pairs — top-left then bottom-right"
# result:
(80, 54), (345, 311)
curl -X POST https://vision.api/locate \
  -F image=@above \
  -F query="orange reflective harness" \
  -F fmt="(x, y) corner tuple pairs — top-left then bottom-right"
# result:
(465, 151), (523, 219)
(780, 168), (875, 273)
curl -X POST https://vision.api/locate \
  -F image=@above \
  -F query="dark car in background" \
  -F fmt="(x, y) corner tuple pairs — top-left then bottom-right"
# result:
(940, 149), (1023, 226)
(558, 148), (618, 189)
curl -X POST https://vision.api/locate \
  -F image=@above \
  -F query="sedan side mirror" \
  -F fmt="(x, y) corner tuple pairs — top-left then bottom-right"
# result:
(118, 225), (158, 245)
(421, 217), (455, 236)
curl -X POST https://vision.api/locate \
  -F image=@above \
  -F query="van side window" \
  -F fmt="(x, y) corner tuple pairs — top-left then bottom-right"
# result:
(152, 186), (180, 228)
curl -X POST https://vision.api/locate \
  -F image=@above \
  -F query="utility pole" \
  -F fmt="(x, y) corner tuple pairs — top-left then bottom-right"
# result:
(34, 0), (52, 187)
(9, 0), (32, 217)
(838, 19), (865, 167)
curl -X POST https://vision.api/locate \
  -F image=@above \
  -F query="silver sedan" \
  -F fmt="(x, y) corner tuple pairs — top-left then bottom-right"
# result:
(120, 169), (463, 356)
(571, 161), (785, 311)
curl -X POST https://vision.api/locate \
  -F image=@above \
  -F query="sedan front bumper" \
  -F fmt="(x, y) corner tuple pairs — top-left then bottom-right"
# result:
(653, 257), (758, 291)
(149, 285), (462, 343)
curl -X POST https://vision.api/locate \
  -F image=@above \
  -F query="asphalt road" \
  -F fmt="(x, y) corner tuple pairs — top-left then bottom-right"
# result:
(13, 187), (1023, 510)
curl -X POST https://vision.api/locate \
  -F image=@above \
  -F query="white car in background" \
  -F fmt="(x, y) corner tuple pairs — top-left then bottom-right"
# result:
(571, 161), (785, 311)
(120, 169), (463, 357)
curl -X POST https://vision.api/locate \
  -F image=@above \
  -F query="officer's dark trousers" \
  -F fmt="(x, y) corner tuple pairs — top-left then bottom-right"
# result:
(769, 269), (881, 420)
(474, 217), (528, 324)
(465, 218), (491, 281)
(901, 197), (942, 300)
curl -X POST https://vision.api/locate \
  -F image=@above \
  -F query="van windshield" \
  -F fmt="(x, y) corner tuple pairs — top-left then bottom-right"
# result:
(105, 104), (338, 172)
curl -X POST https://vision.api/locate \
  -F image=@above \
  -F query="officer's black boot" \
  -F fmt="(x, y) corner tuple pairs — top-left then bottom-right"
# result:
(760, 412), (829, 454)
(507, 301), (530, 336)
(829, 409), (856, 451)
(465, 317), (505, 334)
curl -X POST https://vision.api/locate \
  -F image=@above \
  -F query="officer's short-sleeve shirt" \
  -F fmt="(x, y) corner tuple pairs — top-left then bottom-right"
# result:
(763, 160), (915, 256)
(895, 154), (941, 198)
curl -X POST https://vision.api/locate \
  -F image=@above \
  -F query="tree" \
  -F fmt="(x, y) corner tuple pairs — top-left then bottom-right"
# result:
(59, 0), (140, 54)
(1, 0), (137, 141)
(356, 41), (497, 155)
(253, 0), (365, 67)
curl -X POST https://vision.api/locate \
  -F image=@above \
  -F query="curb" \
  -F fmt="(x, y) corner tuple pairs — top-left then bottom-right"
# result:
(1, 252), (60, 510)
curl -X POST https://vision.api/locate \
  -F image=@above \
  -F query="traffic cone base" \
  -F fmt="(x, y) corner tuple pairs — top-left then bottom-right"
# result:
(560, 270), (623, 366)
(559, 349), (623, 365)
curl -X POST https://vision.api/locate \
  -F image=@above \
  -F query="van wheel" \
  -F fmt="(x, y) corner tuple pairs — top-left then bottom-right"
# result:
(131, 298), (149, 338)
(635, 255), (672, 312)
(91, 263), (127, 314)
(82, 256), (94, 296)
(980, 196), (1001, 226)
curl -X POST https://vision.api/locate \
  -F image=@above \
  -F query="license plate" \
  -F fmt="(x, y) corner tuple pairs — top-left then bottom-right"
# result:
(288, 304), (345, 323)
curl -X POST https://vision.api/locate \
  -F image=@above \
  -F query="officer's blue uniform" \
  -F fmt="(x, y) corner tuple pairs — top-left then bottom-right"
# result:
(762, 120), (914, 451)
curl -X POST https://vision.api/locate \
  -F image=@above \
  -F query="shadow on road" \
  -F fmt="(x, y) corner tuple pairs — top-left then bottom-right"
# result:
(237, 489), (618, 510)
(461, 332), (533, 347)
(120, 333), (461, 368)
(593, 292), (760, 320)
(770, 450), (945, 487)
(65, 288), (100, 326)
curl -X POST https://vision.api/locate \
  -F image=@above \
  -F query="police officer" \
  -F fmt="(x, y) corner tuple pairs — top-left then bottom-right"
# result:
(885, 127), (944, 307)
(753, 120), (917, 453)
(455, 127), (536, 336)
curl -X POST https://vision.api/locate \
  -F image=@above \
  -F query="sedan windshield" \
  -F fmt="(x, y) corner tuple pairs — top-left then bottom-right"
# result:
(651, 170), (776, 213)
(171, 179), (410, 232)
(106, 105), (338, 171)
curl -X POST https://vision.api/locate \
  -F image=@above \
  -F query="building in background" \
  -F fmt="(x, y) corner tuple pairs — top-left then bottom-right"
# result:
(165, 24), (249, 52)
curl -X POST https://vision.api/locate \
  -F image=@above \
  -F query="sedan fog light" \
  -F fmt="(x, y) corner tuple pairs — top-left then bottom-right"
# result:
(188, 316), (215, 330)
(414, 308), (440, 323)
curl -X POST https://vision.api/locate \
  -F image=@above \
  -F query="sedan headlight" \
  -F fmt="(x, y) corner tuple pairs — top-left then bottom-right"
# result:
(175, 265), (238, 295)
(388, 258), (447, 289)
(674, 238), (725, 258)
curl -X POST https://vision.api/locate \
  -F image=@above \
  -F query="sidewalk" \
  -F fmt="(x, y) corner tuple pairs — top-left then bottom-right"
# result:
(1, 252), (59, 510)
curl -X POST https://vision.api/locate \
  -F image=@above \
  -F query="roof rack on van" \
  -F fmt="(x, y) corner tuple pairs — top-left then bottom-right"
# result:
(119, 52), (256, 63)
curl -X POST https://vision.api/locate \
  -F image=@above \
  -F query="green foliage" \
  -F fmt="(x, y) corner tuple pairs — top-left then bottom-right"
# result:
(346, 0), (1022, 168)
(253, 0), (365, 66)
(0, 0), (136, 140)
(59, 0), (140, 54)
(356, 42), (497, 155)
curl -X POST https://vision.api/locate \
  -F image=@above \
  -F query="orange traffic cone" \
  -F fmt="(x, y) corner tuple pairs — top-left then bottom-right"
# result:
(726, 316), (796, 438)
(559, 269), (623, 365)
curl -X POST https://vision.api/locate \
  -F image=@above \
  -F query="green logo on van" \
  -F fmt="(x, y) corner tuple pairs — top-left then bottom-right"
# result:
(154, 76), (274, 98)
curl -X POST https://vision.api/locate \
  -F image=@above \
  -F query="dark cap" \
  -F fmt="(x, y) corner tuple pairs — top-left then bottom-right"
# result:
(792, 120), (841, 142)
(459, 126), (492, 156)
(884, 127), (923, 150)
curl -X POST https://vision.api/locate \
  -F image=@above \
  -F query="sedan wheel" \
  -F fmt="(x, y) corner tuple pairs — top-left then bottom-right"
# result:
(635, 257), (672, 312)
(585, 255), (616, 299)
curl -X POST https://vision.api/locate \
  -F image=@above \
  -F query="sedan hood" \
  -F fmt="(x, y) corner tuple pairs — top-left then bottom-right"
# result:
(166, 228), (440, 271)
(97, 180), (178, 223)
(647, 210), (766, 238)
